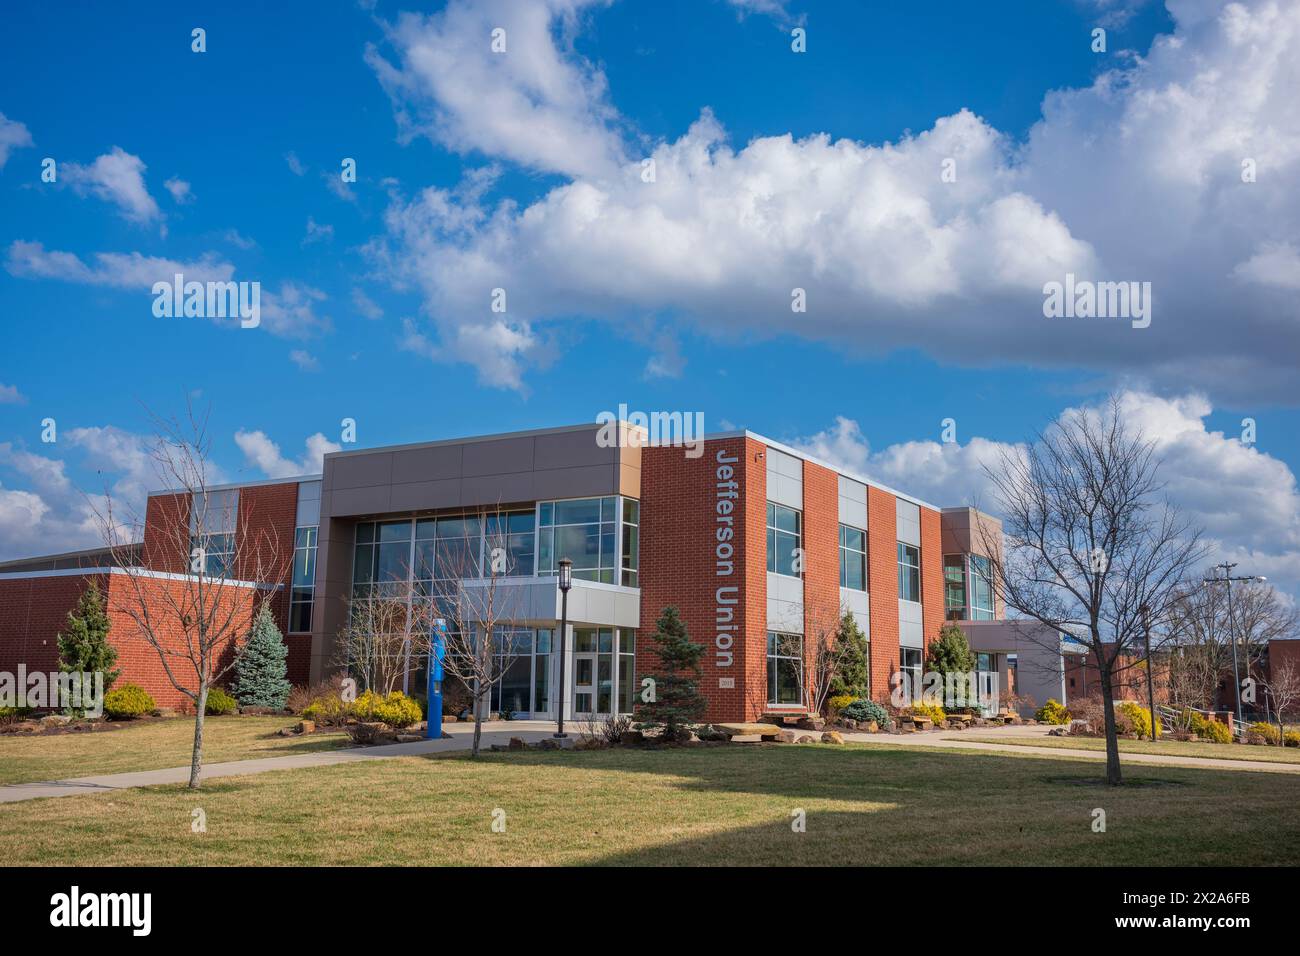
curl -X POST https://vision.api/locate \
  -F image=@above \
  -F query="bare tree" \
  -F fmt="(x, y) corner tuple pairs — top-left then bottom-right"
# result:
(98, 405), (285, 789)
(1166, 581), (1298, 713)
(408, 509), (530, 757)
(335, 586), (412, 695)
(1262, 659), (1300, 748)
(805, 604), (852, 718)
(979, 396), (1206, 785)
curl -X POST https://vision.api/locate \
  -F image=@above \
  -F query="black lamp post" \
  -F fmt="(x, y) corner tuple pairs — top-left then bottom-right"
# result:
(554, 557), (573, 738)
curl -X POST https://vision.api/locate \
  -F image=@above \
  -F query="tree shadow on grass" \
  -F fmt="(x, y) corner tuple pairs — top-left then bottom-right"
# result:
(427, 744), (1297, 866)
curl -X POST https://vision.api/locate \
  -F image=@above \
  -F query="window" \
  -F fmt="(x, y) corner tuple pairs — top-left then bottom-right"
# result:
(767, 503), (802, 578)
(944, 554), (966, 619)
(353, 519), (413, 594)
(900, 647), (923, 703)
(767, 632), (804, 705)
(621, 499), (640, 587)
(491, 627), (534, 716)
(969, 554), (995, 620)
(189, 488), (238, 577)
(534, 628), (552, 714)
(538, 497), (618, 584)
(618, 631), (636, 714)
(898, 542), (920, 602)
(839, 525), (866, 591)
(484, 510), (535, 577)
(290, 526), (317, 632)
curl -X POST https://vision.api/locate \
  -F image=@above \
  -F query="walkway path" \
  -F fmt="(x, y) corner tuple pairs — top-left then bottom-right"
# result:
(0, 721), (564, 804)
(3, 721), (1295, 805)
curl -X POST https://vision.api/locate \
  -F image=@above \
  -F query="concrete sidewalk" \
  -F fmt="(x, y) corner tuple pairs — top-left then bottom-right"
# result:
(0, 721), (567, 804)
(840, 724), (1300, 775)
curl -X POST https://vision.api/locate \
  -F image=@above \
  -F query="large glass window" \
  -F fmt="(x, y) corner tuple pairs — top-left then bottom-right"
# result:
(969, 554), (995, 620)
(900, 648), (923, 703)
(538, 497), (618, 583)
(839, 525), (866, 591)
(485, 510), (535, 577)
(897, 542), (920, 603)
(621, 499), (640, 588)
(353, 519), (413, 592)
(767, 632), (804, 705)
(767, 503), (802, 578)
(290, 526), (317, 632)
(618, 631), (636, 714)
(534, 628), (552, 714)
(944, 554), (966, 620)
(188, 488), (238, 577)
(491, 627), (534, 716)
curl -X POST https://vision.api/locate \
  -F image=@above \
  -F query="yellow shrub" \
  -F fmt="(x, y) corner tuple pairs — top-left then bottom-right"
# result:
(827, 694), (855, 720)
(301, 694), (349, 726)
(351, 690), (422, 729)
(908, 702), (947, 724)
(1200, 718), (1232, 744)
(1117, 701), (1161, 740)
(1035, 698), (1071, 725)
(1285, 730), (1299, 748)
(1247, 721), (1280, 745)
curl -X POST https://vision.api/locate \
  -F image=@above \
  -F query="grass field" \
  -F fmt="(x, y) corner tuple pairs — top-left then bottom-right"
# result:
(959, 734), (1300, 765)
(1, 743), (1296, 866)
(0, 716), (353, 785)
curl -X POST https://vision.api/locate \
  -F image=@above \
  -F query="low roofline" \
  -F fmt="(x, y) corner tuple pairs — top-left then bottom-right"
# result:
(0, 543), (139, 570)
(148, 474), (322, 497)
(142, 420), (975, 514)
(0, 566), (280, 589)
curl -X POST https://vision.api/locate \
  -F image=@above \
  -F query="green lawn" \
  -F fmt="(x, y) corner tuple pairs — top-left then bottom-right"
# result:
(0, 743), (1295, 866)
(0, 716), (353, 785)
(959, 734), (1300, 765)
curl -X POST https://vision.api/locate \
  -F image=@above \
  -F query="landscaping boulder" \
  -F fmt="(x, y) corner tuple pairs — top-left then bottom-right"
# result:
(865, 720), (879, 733)
(39, 714), (72, 727)
(396, 734), (423, 744)
(841, 719), (858, 731)
(778, 730), (800, 743)
(796, 716), (825, 731)
(694, 725), (730, 742)
(619, 730), (645, 745)
(535, 738), (561, 750)
(796, 734), (815, 743)
(347, 721), (390, 745)
(297, 719), (315, 735)
(820, 731), (845, 745)
(508, 736), (527, 750)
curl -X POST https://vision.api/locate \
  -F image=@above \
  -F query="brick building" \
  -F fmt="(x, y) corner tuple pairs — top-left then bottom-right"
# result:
(0, 422), (1054, 721)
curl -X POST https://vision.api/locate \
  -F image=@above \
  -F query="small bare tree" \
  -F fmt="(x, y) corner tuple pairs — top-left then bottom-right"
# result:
(99, 405), (285, 789)
(1262, 659), (1300, 748)
(979, 396), (1206, 785)
(335, 586), (412, 695)
(806, 603), (852, 718)
(409, 509), (530, 757)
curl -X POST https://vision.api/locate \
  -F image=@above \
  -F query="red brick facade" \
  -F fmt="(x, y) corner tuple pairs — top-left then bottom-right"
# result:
(639, 436), (946, 721)
(0, 571), (259, 709)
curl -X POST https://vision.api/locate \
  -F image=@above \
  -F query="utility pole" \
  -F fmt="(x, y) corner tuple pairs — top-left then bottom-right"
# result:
(1203, 562), (1268, 734)
(1141, 604), (1158, 740)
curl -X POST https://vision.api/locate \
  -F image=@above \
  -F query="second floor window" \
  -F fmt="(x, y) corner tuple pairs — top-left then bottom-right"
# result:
(944, 554), (966, 619)
(970, 553), (995, 620)
(898, 542), (920, 602)
(189, 488), (238, 577)
(290, 526), (317, 632)
(839, 525), (866, 591)
(539, 497), (617, 584)
(767, 503), (802, 578)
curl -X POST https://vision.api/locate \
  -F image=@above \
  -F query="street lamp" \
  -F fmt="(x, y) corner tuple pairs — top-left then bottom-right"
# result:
(554, 558), (573, 739)
(1203, 562), (1268, 732)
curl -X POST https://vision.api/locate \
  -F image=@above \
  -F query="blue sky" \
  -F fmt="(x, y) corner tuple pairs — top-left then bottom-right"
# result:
(1, 0), (1298, 600)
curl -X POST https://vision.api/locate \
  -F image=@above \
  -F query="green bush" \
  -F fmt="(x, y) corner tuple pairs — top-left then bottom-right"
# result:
(1035, 698), (1071, 725)
(103, 683), (156, 720)
(1200, 718), (1232, 744)
(351, 690), (422, 728)
(204, 687), (238, 716)
(0, 706), (34, 724)
(840, 698), (889, 727)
